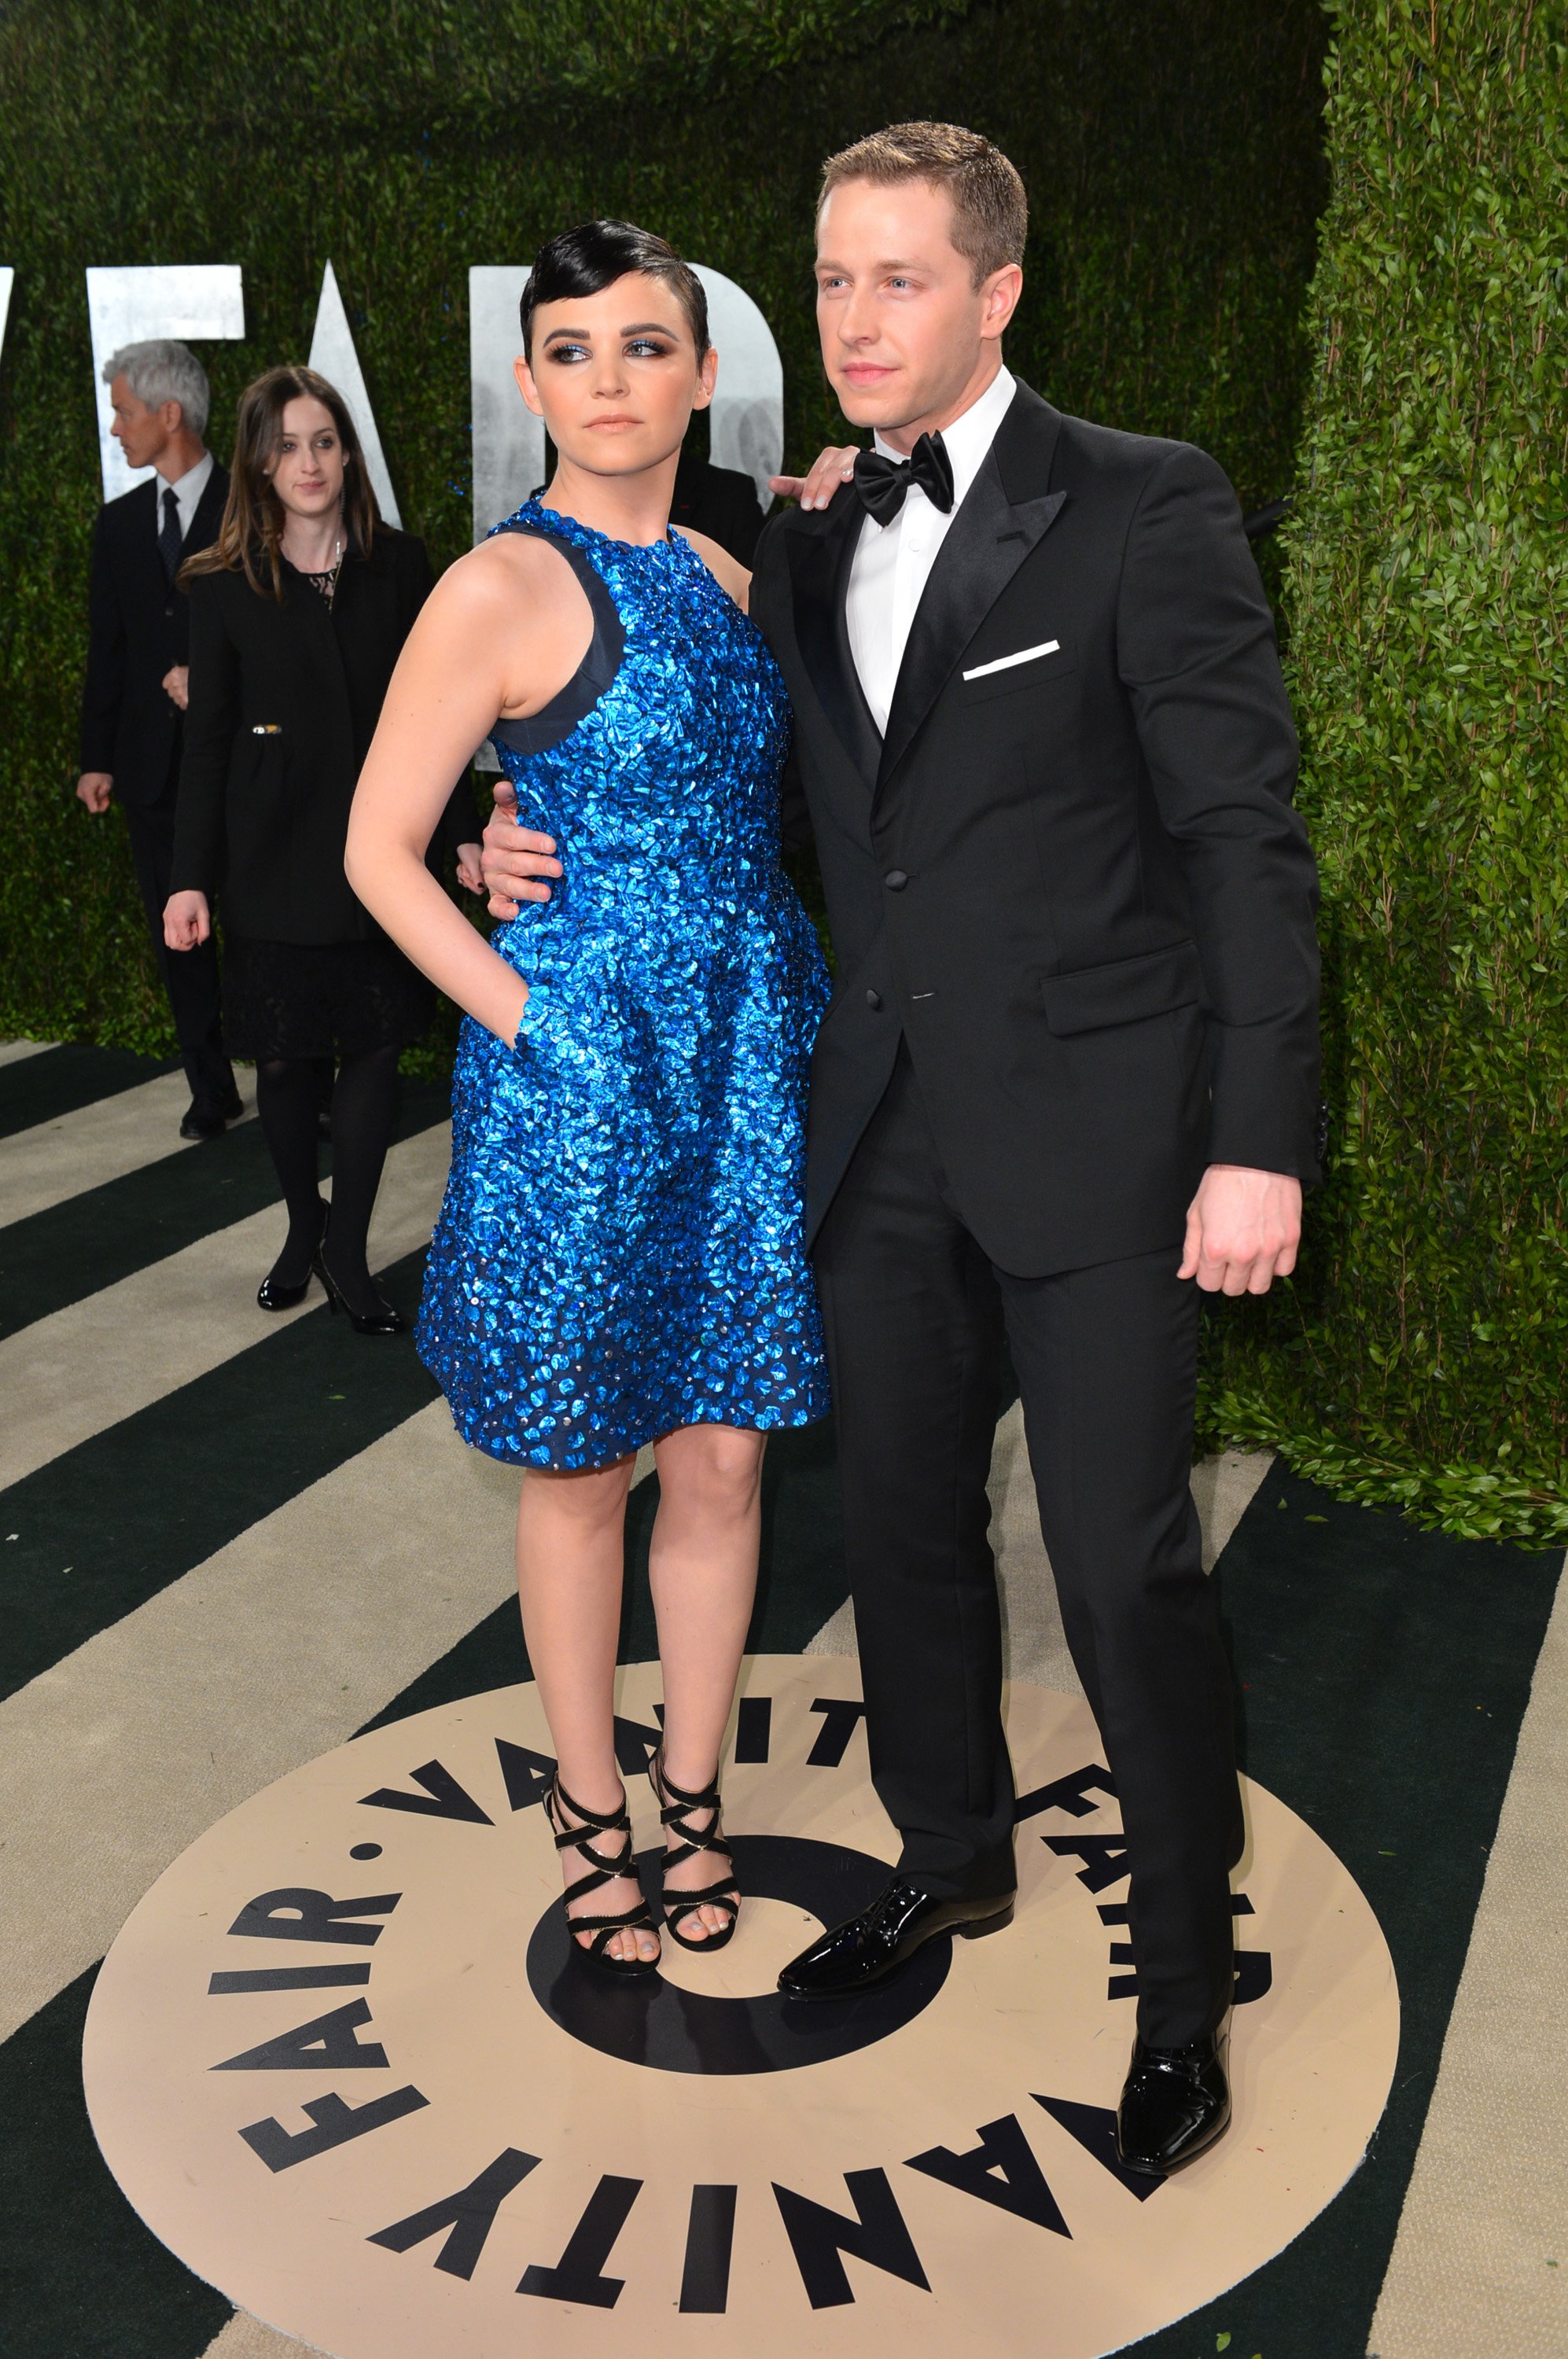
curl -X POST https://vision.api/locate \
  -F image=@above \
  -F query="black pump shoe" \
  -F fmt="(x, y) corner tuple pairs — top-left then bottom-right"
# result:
(1116, 2031), (1231, 2175)
(311, 1225), (406, 1336)
(258, 1202), (328, 1312)
(777, 1874), (1015, 2000)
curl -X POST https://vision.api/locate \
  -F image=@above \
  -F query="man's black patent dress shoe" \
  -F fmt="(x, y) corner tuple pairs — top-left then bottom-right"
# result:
(179, 1087), (243, 1142)
(777, 1875), (1015, 2000)
(1116, 2032), (1231, 2174)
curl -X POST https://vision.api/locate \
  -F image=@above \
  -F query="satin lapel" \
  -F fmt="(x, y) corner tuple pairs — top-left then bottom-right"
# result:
(126, 481), (166, 605)
(787, 498), (883, 790)
(877, 459), (1066, 794)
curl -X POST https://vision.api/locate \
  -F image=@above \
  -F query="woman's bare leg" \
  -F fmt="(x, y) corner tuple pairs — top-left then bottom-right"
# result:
(515, 1456), (657, 1965)
(648, 1423), (767, 1941)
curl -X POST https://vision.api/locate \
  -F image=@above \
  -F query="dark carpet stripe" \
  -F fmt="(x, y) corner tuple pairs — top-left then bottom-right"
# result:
(359, 1411), (848, 1734)
(0, 1249), (439, 1704)
(0, 1965), (231, 2359)
(0, 1079), (451, 1341)
(0, 1043), (179, 1143)
(1126, 1467), (1561, 2358)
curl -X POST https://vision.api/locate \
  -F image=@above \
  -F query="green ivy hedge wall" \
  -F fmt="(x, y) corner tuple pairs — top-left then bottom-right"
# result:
(1200, 0), (1568, 1544)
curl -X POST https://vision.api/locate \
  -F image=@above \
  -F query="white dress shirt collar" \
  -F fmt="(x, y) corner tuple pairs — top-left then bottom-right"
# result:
(870, 363), (1016, 510)
(845, 366), (1018, 738)
(154, 447), (215, 543)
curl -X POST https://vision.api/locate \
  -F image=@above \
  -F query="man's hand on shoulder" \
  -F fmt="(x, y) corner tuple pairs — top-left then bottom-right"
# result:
(1180, 1165), (1301, 1296)
(769, 445), (861, 512)
(480, 781), (563, 919)
(76, 772), (113, 813)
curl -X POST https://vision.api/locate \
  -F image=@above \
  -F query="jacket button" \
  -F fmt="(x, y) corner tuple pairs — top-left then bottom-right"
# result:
(884, 869), (908, 890)
(866, 988), (883, 1010)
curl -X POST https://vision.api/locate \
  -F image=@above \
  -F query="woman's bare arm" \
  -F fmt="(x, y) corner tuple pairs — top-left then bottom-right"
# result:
(345, 537), (589, 1045)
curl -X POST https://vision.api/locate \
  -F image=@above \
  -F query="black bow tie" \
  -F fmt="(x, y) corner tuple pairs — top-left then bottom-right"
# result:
(852, 431), (955, 527)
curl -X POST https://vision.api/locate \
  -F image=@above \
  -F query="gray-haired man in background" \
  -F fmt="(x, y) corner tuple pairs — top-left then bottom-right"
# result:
(77, 339), (238, 1137)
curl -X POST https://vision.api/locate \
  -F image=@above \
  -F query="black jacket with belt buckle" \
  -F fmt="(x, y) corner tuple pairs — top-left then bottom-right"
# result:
(172, 528), (474, 944)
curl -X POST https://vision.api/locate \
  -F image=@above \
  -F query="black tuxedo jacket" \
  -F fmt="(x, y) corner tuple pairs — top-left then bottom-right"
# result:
(79, 465), (230, 804)
(172, 528), (475, 944)
(750, 381), (1321, 1275)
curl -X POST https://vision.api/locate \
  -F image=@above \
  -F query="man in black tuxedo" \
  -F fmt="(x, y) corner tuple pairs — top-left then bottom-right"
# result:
(481, 123), (1320, 2177)
(78, 340), (239, 1138)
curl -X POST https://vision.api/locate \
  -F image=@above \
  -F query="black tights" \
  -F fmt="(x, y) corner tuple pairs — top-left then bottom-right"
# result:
(255, 1047), (399, 1312)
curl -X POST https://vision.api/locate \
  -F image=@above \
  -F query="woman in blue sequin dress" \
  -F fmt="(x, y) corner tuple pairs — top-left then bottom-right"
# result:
(348, 223), (830, 1973)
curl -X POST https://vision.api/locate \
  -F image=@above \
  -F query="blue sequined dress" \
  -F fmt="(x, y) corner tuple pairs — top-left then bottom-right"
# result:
(417, 502), (831, 1469)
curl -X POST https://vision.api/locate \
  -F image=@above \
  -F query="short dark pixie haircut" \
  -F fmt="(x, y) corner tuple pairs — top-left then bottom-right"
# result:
(521, 220), (709, 359)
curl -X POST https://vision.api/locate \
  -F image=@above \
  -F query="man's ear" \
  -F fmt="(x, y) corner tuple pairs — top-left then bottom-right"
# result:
(980, 263), (1023, 343)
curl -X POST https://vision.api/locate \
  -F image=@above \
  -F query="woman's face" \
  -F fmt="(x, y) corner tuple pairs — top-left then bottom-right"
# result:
(515, 272), (716, 479)
(266, 396), (348, 522)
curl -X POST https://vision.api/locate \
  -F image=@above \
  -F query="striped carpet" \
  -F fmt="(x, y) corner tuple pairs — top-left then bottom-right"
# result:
(1, 1040), (1563, 2359)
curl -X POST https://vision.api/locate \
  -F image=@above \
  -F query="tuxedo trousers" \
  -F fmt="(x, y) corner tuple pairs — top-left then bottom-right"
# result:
(123, 765), (233, 1107)
(812, 1042), (1242, 2047)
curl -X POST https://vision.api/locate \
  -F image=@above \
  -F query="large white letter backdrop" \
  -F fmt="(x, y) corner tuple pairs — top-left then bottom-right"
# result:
(85, 265), (247, 501)
(307, 259), (402, 528)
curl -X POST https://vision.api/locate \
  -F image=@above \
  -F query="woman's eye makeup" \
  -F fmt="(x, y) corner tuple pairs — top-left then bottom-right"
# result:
(544, 336), (675, 363)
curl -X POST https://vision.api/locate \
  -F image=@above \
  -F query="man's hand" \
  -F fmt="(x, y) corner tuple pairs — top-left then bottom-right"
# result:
(480, 781), (563, 918)
(164, 889), (212, 951)
(1180, 1165), (1302, 1296)
(768, 444), (861, 513)
(455, 841), (484, 895)
(76, 771), (113, 813)
(162, 664), (190, 712)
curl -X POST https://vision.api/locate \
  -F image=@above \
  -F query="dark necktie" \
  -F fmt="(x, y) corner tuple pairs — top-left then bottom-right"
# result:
(851, 430), (955, 528)
(158, 485), (183, 582)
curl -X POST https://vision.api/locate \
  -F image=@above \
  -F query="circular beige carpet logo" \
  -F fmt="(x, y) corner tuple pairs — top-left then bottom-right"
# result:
(84, 1656), (1398, 2357)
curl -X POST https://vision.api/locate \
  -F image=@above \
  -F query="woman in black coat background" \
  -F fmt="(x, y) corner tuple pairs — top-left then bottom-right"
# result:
(166, 365), (480, 1331)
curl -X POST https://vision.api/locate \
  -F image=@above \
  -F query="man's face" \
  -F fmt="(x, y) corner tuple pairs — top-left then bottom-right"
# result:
(814, 176), (1020, 443)
(108, 376), (180, 473)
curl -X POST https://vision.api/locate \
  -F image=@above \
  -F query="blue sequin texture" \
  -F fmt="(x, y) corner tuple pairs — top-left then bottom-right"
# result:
(417, 503), (832, 1468)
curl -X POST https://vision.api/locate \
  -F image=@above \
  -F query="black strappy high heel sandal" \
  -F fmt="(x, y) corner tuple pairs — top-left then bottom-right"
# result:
(544, 1776), (660, 1978)
(651, 1748), (741, 1953)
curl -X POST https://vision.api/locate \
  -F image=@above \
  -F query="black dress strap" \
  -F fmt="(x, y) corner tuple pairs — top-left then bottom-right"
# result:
(488, 523), (626, 759)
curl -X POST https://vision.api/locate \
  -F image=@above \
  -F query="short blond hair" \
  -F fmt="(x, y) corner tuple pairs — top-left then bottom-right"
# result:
(818, 121), (1028, 285)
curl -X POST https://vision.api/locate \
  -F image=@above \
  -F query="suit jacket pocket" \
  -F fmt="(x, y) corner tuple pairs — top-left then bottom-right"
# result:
(959, 641), (1078, 707)
(1040, 940), (1204, 1036)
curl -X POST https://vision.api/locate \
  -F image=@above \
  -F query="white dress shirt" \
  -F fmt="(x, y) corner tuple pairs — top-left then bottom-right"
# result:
(845, 365), (1016, 734)
(155, 447), (215, 545)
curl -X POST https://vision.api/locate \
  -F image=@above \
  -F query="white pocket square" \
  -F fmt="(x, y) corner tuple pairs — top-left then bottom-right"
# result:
(963, 639), (1061, 682)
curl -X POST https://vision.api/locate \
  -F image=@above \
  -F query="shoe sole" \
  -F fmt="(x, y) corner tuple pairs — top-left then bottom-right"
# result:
(956, 1899), (1016, 1939)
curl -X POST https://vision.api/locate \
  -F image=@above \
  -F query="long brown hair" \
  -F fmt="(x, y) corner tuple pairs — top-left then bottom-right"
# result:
(182, 365), (381, 601)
